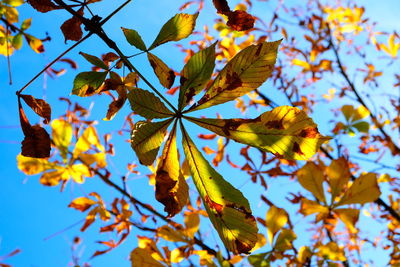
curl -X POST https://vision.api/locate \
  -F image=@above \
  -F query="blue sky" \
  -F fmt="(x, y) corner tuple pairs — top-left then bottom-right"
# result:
(0, 0), (399, 266)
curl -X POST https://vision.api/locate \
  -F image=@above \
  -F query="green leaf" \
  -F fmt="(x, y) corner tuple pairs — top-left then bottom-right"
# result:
(188, 40), (281, 111)
(274, 229), (296, 252)
(181, 125), (258, 254)
(155, 123), (189, 217)
(128, 88), (174, 119)
(336, 173), (381, 206)
(187, 106), (331, 160)
(21, 18), (32, 31)
(147, 52), (175, 89)
(248, 253), (270, 267)
(148, 13), (199, 50)
(72, 71), (108, 97)
(352, 121), (369, 133)
(121, 27), (147, 51)
(80, 52), (108, 70)
(178, 42), (216, 111)
(131, 119), (173, 166)
(12, 33), (23, 50)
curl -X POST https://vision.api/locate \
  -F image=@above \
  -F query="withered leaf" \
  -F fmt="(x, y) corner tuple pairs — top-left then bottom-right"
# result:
(20, 94), (51, 124)
(212, 0), (230, 15)
(21, 125), (51, 158)
(60, 7), (84, 42)
(227, 10), (255, 31)
(26, 0), (60, 13)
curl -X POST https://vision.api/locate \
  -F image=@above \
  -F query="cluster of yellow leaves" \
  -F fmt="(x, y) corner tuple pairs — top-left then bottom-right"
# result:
(324, 5), (365, 37)
(298, 158), (381, 233)
(379, 33), (400, 58)
(17, 118), (106, 187)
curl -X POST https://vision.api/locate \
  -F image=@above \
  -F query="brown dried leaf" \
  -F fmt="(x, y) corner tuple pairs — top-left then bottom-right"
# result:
(20, 94), (51, 124)
(227, 10), (255, 31)
(21, 125), (51, 158)
(60, 7), (84, 42)
(26, 0), (60, 13)
(212, 0), (230, 15)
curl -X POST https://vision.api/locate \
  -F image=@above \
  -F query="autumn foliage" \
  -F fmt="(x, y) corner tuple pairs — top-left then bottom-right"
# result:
(2, 0), (400, 266)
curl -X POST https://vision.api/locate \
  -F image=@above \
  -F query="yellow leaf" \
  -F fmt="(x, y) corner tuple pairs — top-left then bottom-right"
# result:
(184, 212), (200, 238)
(73, 126), (105, 158)
(147, 52), (175, 89)
(317, 242), (346, 261)
(299, 198), (329, 222)
(274, 229), (296, 252)
(250, 233), (267, 253)
(68, 164), (92, 184)
(297, 162), (326, 203)
(157, 225), (187, 242)
(326, 157), (351, 202)
(193, 250), (216, 267)
(266, 206), (288, 244)
(137, 236), (164, 262)
(17, 154), (56, 175)
(170, 248), (185, 263)
(79, 153), (107, 168)
(298, 246), (312, 264)
(68, 197), (96, 212)
(334, 208), (359, 233)
(155, 124), (189, 217)
(187, 106), (331, 160)
(39, 169), (68, 186)
(292, 58), (311, 71)
(336, 173), (381, 206)
(51, 119), (72, 159)
(131, 119), (173, 166)
(149, 13), (198, 50)
(130, 248), (165, 267)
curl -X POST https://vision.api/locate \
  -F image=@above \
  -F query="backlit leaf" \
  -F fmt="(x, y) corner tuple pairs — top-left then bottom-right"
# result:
(187, 106), (331, 160)
(128, 89), (174, 119)
(51, 118), (72, 159)
(131, 119), (173, 165)
(155, 124), (189, 217)
(326, 157), (351, 202)
(274, 229), (296, 252)
(317, 242), (346, 262)
(25, 34), (45, 53)
(184, 212), (200, 238)
(21, 125), (51, 158)
(121, 27), (147, 51)
(60, 7), (84, 42)
(336, 173), (381, 206)
(299, 198), (329, 222)
(20, 94), (51, 124)
(72, 71), (108, 97)
(178, 42), (216, 110)
(39, 169), (67, 186)
(73, 126), (105, 158)
(188, 40), (281, 111)
(297, 162), (326, 203)
(157, 225), (187, 242)
(182, 126), (258, 254)
(17, 154), (56, 175)
(69, 197), (97, 212)
(147, 52), (175, 88)
(80, 52), (108, 70)
(265, 206), (288, 244)
(148, 13), (199, 50)
(334, 208), (359, 233)
(130, 248), (165, 267)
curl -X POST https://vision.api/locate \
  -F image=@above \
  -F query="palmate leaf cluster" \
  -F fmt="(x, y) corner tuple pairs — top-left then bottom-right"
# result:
(70, 12), (329, 254)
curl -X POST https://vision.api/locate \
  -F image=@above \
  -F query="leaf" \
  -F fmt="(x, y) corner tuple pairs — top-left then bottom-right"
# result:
(188, 40), (281, 111)
(334, 208), (359, 233)
(155, 124), (189, 217)
(69, 197), (97, 212)
(227, 10), (255, 31)
(80, 52), (108, 70)
(104, 85), (127, 121)
(51, 118), (72, 159)
(178, 42), (216, 110)
(131, 119), (173, 165)
(157, 225), (187, 242)
(60, 7), (84, 42)
(147, 52), (176, 88)
(148, 13), (199, 50)
(297, 162), (326, 203)
(182, 126), (258, 254)
(299, 198), (329, 222)
(21, 18), (32, 30)
(248, 252), (270, 267)
(336, 173), (381, 206)
(130, 248), (165, 267)
(265, 206), (288, 244)
(12, 33), (23, 50)
(20, 94), (51, 124)
(39, 169), (67, 186)
(17, 154), (56, 175)
(21, 125), (51, 158)
(72, 71), (108, 97)
(128, 89), (174, 119)
(317, 242), (346, 262)
(212, 0), (230, 14)
(187, 106), (331, 160)
(79, 153), (107, 168)
(274, 229), (296, 252)
(73, 126), (105, 158)
(184, 212), (200, 238)
(24, 34), (44, 53)
(326, 157), (351, 202)
(26, 0), (60, 13)
(121, 27), (147, 51)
